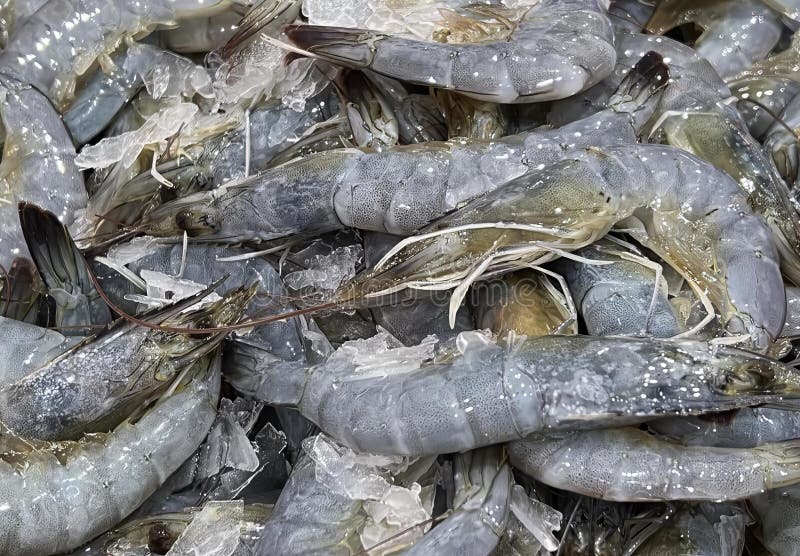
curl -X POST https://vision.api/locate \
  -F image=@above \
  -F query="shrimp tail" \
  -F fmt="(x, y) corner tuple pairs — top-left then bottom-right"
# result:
(220, 0), (301, 59)
(607, 51), (670, 124)
(18, 201), (113, 331)
(284, 24), (381, 67)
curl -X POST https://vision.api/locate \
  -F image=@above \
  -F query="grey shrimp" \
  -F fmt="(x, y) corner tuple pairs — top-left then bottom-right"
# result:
(0, 354), (221, 555)
(287, 0), (617, 103)
(135, 52), (668, 242)
(0, 286), (252, 441)
(508, 427), (800, 502)
(228, 334), (800, 456)
(341, 144), (783, 350)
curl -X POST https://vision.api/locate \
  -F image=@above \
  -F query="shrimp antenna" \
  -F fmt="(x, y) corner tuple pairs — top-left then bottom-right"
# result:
(738, 97), (800, 138)
(555, 497), (582, 556)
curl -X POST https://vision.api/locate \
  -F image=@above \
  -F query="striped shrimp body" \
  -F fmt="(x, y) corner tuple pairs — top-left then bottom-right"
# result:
(229, 334), (800, 457)
(287, 0), (616, 103)
(137, 52), (669, 243)
(508, 427), (800, 502)
(345, 144), (783, 350)
(0, 355), (221, 555)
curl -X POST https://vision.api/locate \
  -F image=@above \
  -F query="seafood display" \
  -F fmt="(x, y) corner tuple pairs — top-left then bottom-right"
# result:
(3, 0), (800, 554)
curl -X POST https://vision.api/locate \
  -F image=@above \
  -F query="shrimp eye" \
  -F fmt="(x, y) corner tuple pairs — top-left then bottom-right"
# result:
(175, 208), (219, 235)
(148, 523), (177, 553)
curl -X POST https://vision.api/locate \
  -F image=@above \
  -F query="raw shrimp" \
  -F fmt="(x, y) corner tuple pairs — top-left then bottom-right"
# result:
(508, 427), (800, 501)
(229, 334), (800, 456)
(0, 353), (221, 556)
(0, 285), (252, 441)
(553, 31), (800, 286)
(554, 239), (683, 338)
(0, 73), (86, 270)
(344, 144), (783, 350)
(645, 0), (783, 78)
(287, 0), (616, 103)
(0, 0), (239, 108)
(137, 52), (668, 241)
(648, 407), (800, 448)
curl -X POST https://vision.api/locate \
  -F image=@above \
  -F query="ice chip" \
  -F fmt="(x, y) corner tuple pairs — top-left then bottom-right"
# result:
(166, 501), (244, 556)
(284, 244), (364, 294)
(509, 485), (562, 552)
(76, 101), (199, 170)
(360, 483), (433, 555)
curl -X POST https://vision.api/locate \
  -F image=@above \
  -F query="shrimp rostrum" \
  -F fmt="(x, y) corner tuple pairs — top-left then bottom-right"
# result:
(228, 334), (800, 457)
(286, 0), (617, 103)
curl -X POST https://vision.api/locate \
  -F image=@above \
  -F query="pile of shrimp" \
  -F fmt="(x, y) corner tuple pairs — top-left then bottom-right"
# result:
(5, 0), (800, 553)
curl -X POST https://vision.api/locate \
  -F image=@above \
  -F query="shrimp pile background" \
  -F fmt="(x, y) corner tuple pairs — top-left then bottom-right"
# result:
(4, 0), (800, 553)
